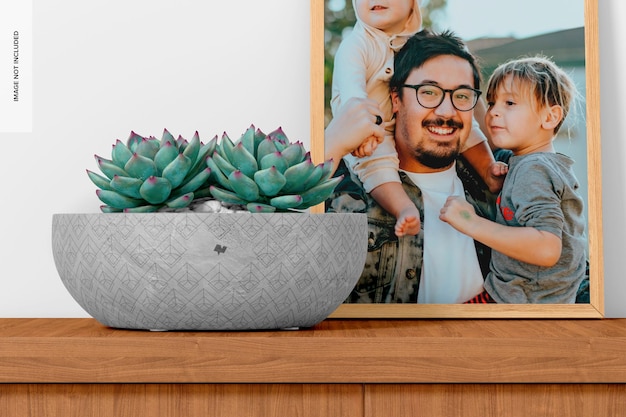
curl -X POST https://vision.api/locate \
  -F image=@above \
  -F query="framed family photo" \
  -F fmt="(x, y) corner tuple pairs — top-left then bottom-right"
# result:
(309, 0), (604, 318)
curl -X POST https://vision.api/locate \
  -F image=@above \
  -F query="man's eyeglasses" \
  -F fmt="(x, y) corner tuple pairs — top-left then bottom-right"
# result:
(402, 84), (482, 112)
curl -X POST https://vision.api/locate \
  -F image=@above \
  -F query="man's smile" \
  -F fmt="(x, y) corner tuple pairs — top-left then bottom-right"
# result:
(423, 119), (463, 139)
(426, 125), (455, 136)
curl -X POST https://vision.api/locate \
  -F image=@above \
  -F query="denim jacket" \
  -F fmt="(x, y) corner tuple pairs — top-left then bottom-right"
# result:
(325, 157), (497, 303)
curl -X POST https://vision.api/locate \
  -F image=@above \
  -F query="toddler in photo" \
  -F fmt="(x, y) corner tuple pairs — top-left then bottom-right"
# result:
(440, 55), (587, 303)
(330, 0), (506, 236)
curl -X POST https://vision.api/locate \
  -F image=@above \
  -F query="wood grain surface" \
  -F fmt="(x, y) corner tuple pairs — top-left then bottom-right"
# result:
(365, 384), (626, 417)
(0, 384), (363, 417)
(0, 318), (625, 383)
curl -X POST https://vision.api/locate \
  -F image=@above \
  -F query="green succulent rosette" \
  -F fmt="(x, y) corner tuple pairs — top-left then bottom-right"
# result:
(206, 125), (342, 213)
(87, 129), (216, 212)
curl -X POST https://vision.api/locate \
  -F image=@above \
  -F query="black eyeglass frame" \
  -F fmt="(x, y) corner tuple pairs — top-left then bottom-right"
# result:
(401, 84), (483, 112)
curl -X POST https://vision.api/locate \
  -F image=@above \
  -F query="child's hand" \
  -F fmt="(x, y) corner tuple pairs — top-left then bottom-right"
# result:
(439, 196), (478, 235)
(491, 161), (508, 177)
(485, 161), (509, 194)
(325, 97), (386, 163)
(351, 136), (380, 158)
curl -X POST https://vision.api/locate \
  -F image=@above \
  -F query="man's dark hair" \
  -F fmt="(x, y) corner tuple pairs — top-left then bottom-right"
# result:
(390, 29), (482, 98)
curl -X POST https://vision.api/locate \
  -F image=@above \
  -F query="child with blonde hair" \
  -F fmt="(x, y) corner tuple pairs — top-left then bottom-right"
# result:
(330, 0), (506, 237)
(440, 56), (587, 303)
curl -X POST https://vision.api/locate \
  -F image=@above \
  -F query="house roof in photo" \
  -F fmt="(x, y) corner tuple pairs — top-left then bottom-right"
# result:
(467, 27), (585, 71)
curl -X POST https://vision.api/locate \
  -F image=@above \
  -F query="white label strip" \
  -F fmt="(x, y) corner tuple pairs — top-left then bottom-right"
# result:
(0, 0), (32, 132)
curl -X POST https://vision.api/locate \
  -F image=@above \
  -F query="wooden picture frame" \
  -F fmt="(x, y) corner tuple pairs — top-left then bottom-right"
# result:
(309, 0), (604, 318)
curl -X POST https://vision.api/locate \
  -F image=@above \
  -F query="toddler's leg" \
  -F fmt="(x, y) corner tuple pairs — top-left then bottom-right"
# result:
(370, 182), (421, 237)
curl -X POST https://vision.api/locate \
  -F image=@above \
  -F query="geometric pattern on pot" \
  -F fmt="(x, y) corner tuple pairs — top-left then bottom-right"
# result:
(51, 213), (367, 330)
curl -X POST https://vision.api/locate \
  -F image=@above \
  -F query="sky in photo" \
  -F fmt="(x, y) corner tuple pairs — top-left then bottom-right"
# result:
(435, 0), (585, 40)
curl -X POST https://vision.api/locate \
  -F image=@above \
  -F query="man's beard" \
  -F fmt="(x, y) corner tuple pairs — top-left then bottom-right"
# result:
(413, 118), (463, 169)
(414, 144), (460, 169)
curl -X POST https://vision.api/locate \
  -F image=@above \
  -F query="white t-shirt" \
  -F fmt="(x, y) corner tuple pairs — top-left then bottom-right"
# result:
(403, 164), (484, 303)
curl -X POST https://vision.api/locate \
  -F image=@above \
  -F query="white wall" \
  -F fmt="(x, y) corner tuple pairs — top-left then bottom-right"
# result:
(599, 0), (626, 317)
(1, 0), (625, 317)
(0, 0), (311, 317)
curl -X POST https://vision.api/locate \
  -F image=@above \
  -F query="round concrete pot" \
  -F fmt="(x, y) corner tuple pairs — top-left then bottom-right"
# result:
(52, 213), (367, 331)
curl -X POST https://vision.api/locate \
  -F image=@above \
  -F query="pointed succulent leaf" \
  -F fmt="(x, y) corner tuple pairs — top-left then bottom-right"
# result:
(186, 135), (214, 173)
(139, 176), (172, 204)
(302, 164), (324, 189)
(254, 166), (287, 197)
(126, 131), (144, 152)
(177, 167), (212, 194)
(254, 128), (266, 139)
(182, 137), (215, 180)
(253, 128), (267, 151)
(230, 142), (258, 178)
(317, 159), (335, 185)
(161, 153), (192, 188)
(267, 126), (289, 145)
(227, 170), (260, 202)
(193, 187), (213, 199)
(124, 153), (157, 180)
(111, 140), (133, 168)
(160, 128), (177, 147)
(211, 151), (237, 177)
(209, 185), (248, 205)
(96, 155), (128, 179)
(87, 170), (113, 191)
(96, 189), (144, 209)
(259, 151), (289, 173)
(135, 138), (160, 159)
(154, 141), (178, 174)
(182, 131), (201, 163)
(100, 205), (122, 213)
(206, 156), (231, 188)
(281, 141), (306, 166)
(297, 175), (343, 208)
(165, 192), (194, 209)
(256, 137), (279, 162)
(219, 132), (235, 161)
(110, 175), (143, 199)
(246, 202), (276, 213)
(176, 135), (188, 152)
(273, 139), (288, 152)
(183, 158), (208, 184)
(282, 158), (315, 192)
(269, 194), (303, 210)
(124, 205), (159, 213)
(95, 154), (114, 165)
(239, 125), (256, 157)
(202, 135), (218, 158)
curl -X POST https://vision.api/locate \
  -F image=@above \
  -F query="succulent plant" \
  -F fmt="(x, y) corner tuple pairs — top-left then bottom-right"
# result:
(206, 125), (342, 213)
(88, 126), (340, 213)
(87, 129), (217, 212)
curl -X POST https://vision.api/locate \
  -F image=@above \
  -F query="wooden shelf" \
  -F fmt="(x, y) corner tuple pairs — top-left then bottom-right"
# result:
(1, 318), (625, 384)
(2, 318), (626, 416)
